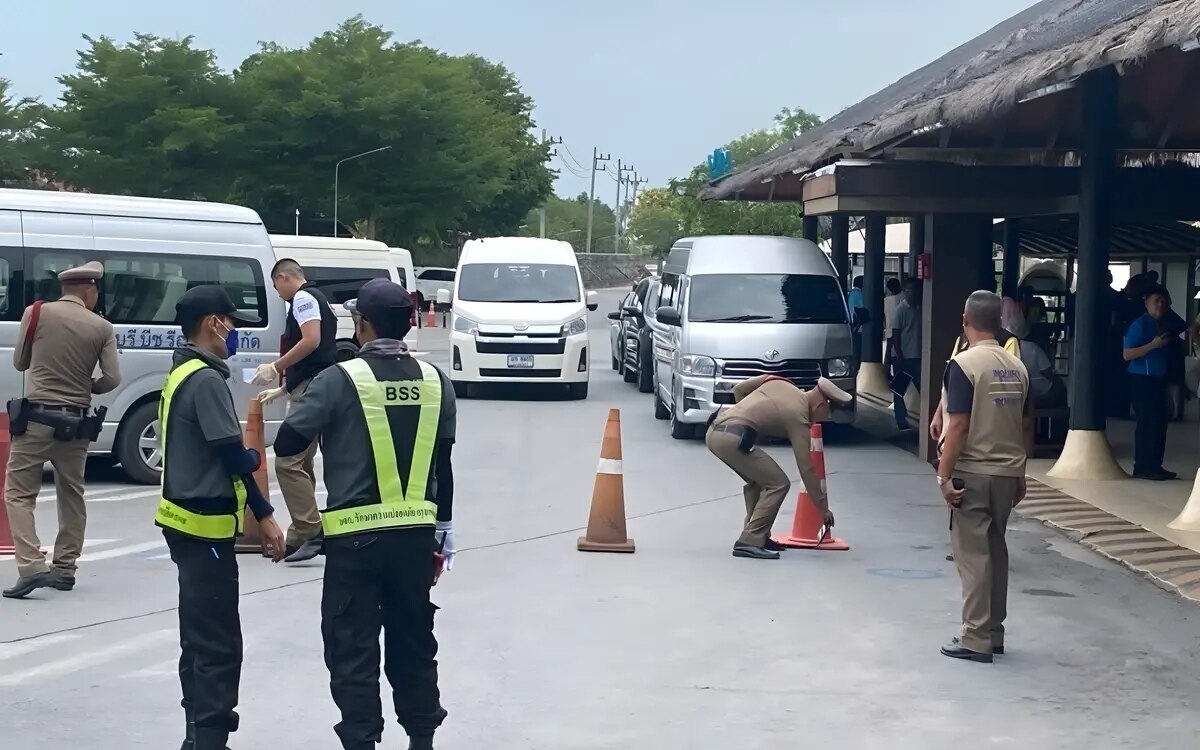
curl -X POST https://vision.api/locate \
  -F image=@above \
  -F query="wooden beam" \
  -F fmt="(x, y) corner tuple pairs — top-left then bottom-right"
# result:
(1156, 64), (1200, 148)
(803, 194), (1076, 217)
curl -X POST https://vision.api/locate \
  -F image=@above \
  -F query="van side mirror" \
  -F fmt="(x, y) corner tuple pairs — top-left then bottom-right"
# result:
(622, 306), (643, 318)
(657, 307), (682, 327)
(607, 311), (622, 321)
(586, 290), (598, 312)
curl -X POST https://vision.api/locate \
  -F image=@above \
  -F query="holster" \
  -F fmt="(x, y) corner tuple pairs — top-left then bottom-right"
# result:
(6, 398), (30, 437)
(736, 426), (759, 454)
(80, 406), (107, 442)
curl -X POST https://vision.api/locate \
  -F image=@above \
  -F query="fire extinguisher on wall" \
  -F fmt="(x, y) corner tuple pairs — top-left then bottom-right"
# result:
(916, 253), (932, 280)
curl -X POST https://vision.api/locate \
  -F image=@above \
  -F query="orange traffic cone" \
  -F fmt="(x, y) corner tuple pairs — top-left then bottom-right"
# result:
(235, 398), (269, 556)
(425, 303), (437, 328)
(0, 414), (15, 555)
(577, 409), (635, 553)
(772, 424), (849, 551)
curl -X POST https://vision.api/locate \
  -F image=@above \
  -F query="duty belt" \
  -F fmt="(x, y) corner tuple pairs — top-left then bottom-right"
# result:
(710, 422), (750, 438)
(29, 404), (86, 416)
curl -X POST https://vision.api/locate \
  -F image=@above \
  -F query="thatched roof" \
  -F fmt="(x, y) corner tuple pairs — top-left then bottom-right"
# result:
(703, 0), (1200, 200)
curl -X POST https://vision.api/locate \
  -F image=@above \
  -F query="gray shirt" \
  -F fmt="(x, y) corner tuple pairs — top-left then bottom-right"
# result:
(162, 345), (243, 507)
(892, 299), (922, 360)
(282, 352), (456, 513)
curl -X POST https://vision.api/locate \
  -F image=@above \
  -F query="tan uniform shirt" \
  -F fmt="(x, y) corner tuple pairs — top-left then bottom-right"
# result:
(943, 339), (1029, 477)
(715, 375), (824, 502)
(13, 296), (121, 408)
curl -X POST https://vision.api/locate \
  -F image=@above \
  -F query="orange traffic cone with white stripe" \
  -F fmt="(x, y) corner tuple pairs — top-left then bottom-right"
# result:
(772, 424), (850, 551)
(425, 302), (437, 328)
(577, 409), (635, 553)
(235, 398), (269, 556)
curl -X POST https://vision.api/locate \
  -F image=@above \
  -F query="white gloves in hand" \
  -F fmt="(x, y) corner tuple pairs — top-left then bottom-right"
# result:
(256, 387), (286, 406)
(434, 521), (455, 572)
(250, 363), (279, 386)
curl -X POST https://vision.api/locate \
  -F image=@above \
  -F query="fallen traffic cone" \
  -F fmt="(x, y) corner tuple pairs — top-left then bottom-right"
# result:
(1168, 468), (1200, 532)
(425, 303), (437, 328)
(772, 423), (850, 551)
(235, 398), (269, 556)
(577, 409), (635, 553)
(0, 414), (15, 555)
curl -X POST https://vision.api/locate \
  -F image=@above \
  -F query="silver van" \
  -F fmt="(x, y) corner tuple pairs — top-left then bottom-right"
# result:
(0, 189), (287, 483)
(648, 235), (856, 439)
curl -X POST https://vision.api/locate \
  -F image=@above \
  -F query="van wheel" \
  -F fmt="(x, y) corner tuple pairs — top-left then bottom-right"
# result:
(654, 386), (670, 420)
(637, 354), (654, 394)
(622, 362), (637, 383)
(569, 382), (589, 400)
(335, 341), (359, 362)
(611, 355), (619, 371)
(670, 409), (695, 440)
(453, 382), (471, 399)
(116, 402), (163, 485)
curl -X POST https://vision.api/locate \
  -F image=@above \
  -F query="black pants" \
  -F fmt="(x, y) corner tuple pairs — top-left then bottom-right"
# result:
(1129, 374), (1168, 474)
(165, 533), (241, 741)
(892, 357), (921, 429)
(322, 529), (446, 749)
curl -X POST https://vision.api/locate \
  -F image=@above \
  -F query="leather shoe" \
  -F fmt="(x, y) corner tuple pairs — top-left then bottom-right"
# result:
(763, 538), (788, 552)
(732, 543), (780, 560)
(3, 571), (53, 599)
(284, 534), (324, 563)
(940, 638), (993, 663)
(49, 573), (75, 591)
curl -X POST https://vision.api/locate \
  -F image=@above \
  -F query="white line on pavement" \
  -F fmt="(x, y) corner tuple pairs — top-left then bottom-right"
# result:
(78, 541), (166, 562)
(0, 633), (81, 662)
(0, 629), (176, 686)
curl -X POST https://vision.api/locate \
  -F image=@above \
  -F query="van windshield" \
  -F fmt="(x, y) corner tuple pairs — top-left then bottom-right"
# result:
(302, 266), (390, 305)
(687, 274), (847, 324)
(457, 263), (580, 303)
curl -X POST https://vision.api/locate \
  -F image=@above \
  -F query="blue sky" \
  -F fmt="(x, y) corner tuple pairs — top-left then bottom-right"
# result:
(1, 0), (1034, 199)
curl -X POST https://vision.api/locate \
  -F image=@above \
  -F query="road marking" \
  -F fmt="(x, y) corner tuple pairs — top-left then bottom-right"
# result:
(128, 657), (179, 679)
(0, 633), (81, 662)
(0, 538), (122, 562)
(78, 541), (166, 562)
(0, 629), (177, 686)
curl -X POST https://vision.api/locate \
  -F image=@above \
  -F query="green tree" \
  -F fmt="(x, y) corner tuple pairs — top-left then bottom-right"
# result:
(0, 78), (42, 184)
(518, 193), (617, 253)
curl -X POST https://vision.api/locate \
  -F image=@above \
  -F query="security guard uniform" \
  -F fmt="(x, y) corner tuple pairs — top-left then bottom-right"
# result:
(3, 261), (120, 599)
(157, 286), (281, 750)
(274, 279), (456, 750)
(706, 375), (851, 559)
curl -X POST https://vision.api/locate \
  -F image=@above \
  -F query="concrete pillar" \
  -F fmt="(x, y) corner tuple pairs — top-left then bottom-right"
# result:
(907, 215), (925, 279)
(1002, 218), (1021, 294)
(1049, 68), (1126, 480)
(862, 214), (886, 360)
(830, 214), (850, 293)
(918, 214), (993, 462)
(802, 215), (819, 244)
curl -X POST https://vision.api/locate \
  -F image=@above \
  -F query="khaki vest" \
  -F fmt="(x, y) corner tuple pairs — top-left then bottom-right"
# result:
(951, 340), (1029, 477)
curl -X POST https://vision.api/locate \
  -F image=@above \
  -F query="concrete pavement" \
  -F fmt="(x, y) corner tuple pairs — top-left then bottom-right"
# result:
(2, 288), (1199, 748)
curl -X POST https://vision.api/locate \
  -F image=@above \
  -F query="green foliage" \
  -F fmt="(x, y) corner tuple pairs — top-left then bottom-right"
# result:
(0, 79), (40, 183)
(517, 193), (617, 254)
(627, 106), (822, 257)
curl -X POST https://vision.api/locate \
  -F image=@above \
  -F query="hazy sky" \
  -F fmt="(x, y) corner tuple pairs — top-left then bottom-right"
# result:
(1, 0), (1035, 199)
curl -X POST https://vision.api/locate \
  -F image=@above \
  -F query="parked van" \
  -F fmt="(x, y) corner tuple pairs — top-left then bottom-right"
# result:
(648, 235), (856, 439)
(389, 247), (417, 299)
(0, 189), (287, 483)
(449, 237), (598, 399)
(268, 235), (410, 358)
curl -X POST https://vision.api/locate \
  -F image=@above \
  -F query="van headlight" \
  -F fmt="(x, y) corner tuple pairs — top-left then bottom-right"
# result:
(562, 316), (587, 337)
(453, 314), (479, 335)
(678, 354), (716, 377)
(826, 357), (851, 378)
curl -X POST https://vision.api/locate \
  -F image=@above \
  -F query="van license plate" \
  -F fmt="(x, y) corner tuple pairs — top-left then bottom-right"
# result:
(507, 355), (534, 369)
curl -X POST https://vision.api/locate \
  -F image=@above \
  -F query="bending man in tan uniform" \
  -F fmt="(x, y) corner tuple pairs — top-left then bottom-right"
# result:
(705, 376), (852, 560)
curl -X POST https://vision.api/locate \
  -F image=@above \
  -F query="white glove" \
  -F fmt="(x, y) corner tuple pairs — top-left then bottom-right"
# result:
(256, 387), (286, 406)
(434, 521), (455, 572)
(250, 363), (279, 386)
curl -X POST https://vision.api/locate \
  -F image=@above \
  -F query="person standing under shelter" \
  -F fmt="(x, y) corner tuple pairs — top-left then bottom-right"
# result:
(888, 277), (922, 430)
(882, 277), (902, 339)
(251, 258), (339, 562)
(1123, 286), (1176, 481)
(936, 290), (1031, 664)
(3, 261), (121, 599)
(847, 275), (867, 365)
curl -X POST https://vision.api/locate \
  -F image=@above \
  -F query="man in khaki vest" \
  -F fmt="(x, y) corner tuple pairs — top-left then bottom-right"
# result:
(4, 261), (121, 599)
(936, 290), (1032, 663)
(706, 376), (852, 560)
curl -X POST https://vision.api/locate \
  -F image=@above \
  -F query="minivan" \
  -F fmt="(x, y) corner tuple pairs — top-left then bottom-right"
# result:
(448, 237), (598, 399)
(0, 189), (287, 483)
(648, 235), (856, 439)
(268, 235), (411, 358)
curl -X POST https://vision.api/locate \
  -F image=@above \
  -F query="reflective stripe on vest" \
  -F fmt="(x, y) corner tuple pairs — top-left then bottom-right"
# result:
(154, 358), (248, 540)
(320, 358), (441, 537)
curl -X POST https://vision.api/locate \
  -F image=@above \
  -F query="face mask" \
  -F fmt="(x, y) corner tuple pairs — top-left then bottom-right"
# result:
(214, 319), (238, 359)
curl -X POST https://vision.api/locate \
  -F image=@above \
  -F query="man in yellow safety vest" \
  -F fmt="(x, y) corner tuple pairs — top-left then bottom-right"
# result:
(272, 278), (457, 750)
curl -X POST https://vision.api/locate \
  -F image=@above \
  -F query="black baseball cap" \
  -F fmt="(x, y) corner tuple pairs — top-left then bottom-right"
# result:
(176, 285), (261, 330)
(343, 278), (414, 321)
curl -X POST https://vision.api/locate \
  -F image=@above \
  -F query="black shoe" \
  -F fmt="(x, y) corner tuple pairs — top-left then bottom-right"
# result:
(284, 534), (324, 563)
(192, 727), (230, 750)
(732, 544), (780, 560)
(3, 571), (53, 599)
(940, 638), (993, 663)
(409, 736), (434, 750)
(993, 645), (1005, 655)
(763, 538), (788, 552)
(49, 573), (75, 591)
(1133, 468), (1175, 481)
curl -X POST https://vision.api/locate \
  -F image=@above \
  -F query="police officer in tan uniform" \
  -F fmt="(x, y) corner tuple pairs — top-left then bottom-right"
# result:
(706, 375), (852, 560)
(4, 261), (121, 599)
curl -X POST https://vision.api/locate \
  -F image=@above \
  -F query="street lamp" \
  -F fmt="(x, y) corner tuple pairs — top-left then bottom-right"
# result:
(333, 146), (392, 236)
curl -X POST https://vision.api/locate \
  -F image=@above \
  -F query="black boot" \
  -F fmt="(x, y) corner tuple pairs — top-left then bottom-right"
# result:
(409, 735), (434, 750)
(193, 727), (230, 750)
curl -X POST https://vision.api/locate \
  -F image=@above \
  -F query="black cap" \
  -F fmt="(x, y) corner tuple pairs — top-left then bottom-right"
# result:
(176, 285), (260, 329)
(343, 278), (413, 320)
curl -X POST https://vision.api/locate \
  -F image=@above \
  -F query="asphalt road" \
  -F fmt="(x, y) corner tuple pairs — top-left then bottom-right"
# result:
(2, 288), (1199, 749)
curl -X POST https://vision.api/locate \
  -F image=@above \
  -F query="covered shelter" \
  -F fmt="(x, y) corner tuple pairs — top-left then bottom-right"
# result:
(702, 0), (1200, 486)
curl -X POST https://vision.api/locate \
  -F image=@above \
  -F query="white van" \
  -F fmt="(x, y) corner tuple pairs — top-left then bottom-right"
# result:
(0, 189), (287, 483)
(389, 247), (417, 299)
(448, 237), (598, 399)
(268, 235), (411, 358)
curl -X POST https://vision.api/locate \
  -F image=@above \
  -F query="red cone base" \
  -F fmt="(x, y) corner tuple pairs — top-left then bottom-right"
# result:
(771, 491), (850, 551)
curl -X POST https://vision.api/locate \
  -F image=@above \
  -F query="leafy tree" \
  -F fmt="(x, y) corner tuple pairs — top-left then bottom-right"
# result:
(518, 193), (617, 253)
(0, 78), (42, 184)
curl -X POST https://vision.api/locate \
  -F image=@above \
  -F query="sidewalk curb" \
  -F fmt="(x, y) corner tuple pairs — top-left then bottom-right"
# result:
(1019, 479), (1200, 604)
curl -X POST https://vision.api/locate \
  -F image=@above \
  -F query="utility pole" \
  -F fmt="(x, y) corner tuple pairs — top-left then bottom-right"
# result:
(585, 147), (610, 254)
(613, 160), (629, 253)
(539, 129), (562, 238)
(623, 172), (648, 249)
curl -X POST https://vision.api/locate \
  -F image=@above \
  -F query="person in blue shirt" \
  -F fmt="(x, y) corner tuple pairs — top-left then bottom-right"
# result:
(1123, 286), (1175, 481)
(847, 276), (866, 364)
